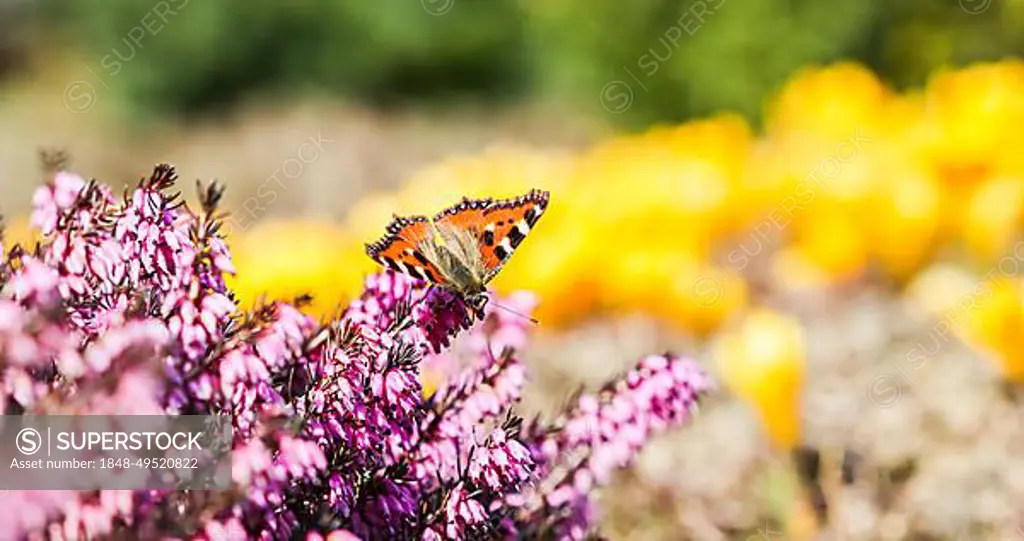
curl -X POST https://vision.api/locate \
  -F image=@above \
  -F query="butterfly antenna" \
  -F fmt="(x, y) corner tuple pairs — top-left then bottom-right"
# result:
(490, 300), (539, 325)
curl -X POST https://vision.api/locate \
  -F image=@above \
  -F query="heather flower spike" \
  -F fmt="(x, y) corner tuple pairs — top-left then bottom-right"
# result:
(0, 163), (712, 540)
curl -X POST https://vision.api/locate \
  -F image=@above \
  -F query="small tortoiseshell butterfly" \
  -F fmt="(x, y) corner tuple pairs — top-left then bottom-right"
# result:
(365, 189), (550, 318)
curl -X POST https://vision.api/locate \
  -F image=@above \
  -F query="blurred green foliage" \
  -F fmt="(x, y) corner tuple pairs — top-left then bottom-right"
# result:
(15, 0), (1024, 126)
(37, 0), (525, 116)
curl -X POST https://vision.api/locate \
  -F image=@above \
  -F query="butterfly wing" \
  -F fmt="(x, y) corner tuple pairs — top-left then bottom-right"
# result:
(435, 189), (550, 282)
(365, 215), (446, 284)
(432, 196), (493, 240)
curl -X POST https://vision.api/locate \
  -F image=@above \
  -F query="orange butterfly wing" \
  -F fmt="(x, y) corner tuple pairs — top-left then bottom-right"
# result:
(365, 215), (446, 284)
(434, 189), (549, 278)
(367, 190), (550, 285)
(432, 196), (493, 234)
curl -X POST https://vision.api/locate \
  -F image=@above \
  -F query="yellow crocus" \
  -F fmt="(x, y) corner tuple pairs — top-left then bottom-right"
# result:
(716, 309), (805, 450)
(961, 276), (1024, 382)
(765, 62), (891, 140)
(923, 60), (1024, 185)
(867, 167), (944, 282)
(960, 176), (1024, 264)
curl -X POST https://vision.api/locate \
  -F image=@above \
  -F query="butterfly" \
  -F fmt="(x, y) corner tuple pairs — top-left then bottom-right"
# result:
(365, 189), (550, 318)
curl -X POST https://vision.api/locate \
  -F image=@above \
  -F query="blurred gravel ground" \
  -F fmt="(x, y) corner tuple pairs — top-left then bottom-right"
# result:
(520, 287), (1024, 540)
(0, 82), (600, 220)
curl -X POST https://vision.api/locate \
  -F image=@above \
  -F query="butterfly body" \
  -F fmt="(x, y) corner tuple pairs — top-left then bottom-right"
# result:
(418, 220), (491, 311)
(366, 189), (550, 318)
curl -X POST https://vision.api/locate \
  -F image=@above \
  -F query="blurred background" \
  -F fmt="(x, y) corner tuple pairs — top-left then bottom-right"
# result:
(3, 0), (1024, 539)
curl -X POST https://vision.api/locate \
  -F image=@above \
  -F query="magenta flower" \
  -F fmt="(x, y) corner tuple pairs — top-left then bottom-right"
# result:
(0, 164), (713, 541)
(31, 171), (88, 234)
(515, 354), (713, 539)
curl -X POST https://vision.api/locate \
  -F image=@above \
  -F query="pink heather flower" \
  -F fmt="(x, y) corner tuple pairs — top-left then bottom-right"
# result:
(345, 271), (473, 355)
(421, 527), (444, 541)
(418, 287), (474, 354)
(7, 257), (62, 304)
(48, 489), (135, 541)
(278, 435), (329, 479)
(467, 427), (533, 492)
(31, 171), (88, 234)
(412, 353), (531, 494)
(163, 286), (236, 361)
(0, 164), (713, 540)
(0, 299), (73, 369)
(307, 531), (362, 541)
(326, 530), (362, 541)
(200, 517), (249, 541)
(0, 490), (81, 541)
(84, 368), (166, 415)
(443, 483), (489, 539)
(515, 354), (713, 539)
(82, 319), (168, 374)
(113, 185), (196, 293)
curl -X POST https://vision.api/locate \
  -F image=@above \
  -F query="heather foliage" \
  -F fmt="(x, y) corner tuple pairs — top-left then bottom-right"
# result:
(0, 164), (712, 541)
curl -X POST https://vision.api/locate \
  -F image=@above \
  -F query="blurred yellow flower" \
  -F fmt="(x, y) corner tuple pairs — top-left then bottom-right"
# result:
(790, 212), (868, 285)
(2, 215), (38, 250)
(922, 60), (1024, 185)
(960, 276), (1024, 382)
(866, 166), (944, 281)
(492, 220), (598, 327)
(751, 127), (877, 252)
(959, 176), (1024, 263)
(575, 114), (752, 254)
(601, 248), (746, 334)
(875, 92), (931, 168)
(716, 309), (805, 450)
(228, 219), (371, 321)
(765, 62), (891, 140)
(667, 260), (748, 336)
